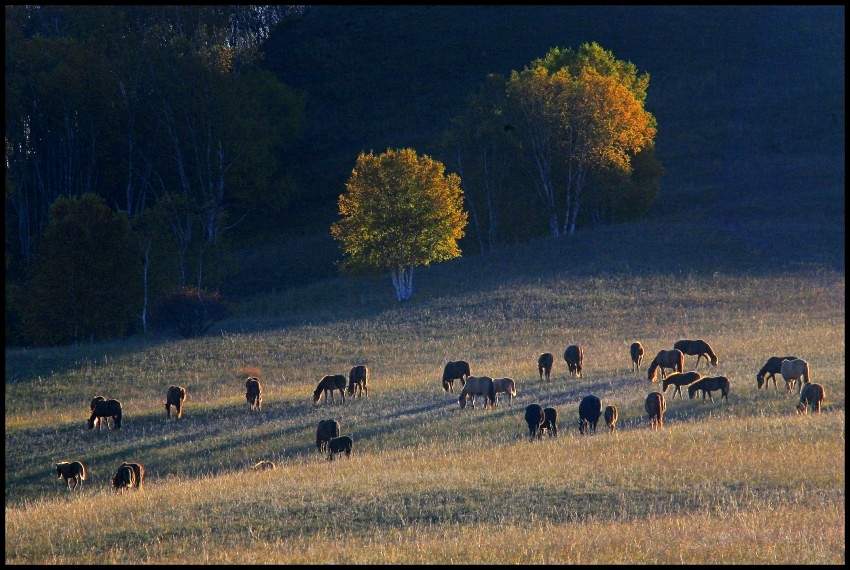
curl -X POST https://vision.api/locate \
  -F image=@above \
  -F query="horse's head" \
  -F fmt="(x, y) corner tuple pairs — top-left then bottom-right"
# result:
(87, 417), (96, 430)
(795, 401), (807, 415)
(458, 394), (467, 409)
(756, 372), (765, 389)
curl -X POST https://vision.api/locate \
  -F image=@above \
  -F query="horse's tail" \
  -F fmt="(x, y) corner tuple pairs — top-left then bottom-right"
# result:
(677, 352), (684, 372)
(510, 379), (516, 397)
(114, 407), (123, 429)
(79, 462), (86, 481)
(803, 361), (810, 384)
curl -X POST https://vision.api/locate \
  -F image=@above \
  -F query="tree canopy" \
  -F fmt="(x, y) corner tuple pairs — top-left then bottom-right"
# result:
(331, 148), (468, 301)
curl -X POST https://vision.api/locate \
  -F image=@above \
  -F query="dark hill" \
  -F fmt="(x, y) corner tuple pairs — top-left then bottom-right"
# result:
(231, 6), (843, 296)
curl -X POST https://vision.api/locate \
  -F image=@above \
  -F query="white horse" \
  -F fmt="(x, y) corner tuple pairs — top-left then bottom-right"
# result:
(780, 359), (810, 394)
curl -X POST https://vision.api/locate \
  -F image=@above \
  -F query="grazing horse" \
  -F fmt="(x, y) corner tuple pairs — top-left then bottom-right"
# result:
(662, 371), (702, 400)
(313, 375), (346, 405)
(630, 342), (645, 372)
(246, 377), (263, 411)
(327, 435), (353, 461)
(442, 361), (471, 392)
(119, 462), (145, 489)
(88, 399), (123, 430)
(493, 377), (517, 405)
(524, 404), (545, 440)
(673, 339), (718, 368)
(541, 407), (559, 438)
(687, 376), (730, 403)
(564, 345), (583, 377)
(112, 464), (136, 493)
(458, 376), (496, 409)
(537, 353), (554, 381)
(316, 419), (341, 453)
(757, 356), (798, 390)
(647, 349), (684, 382)
(347, 365), (369, 398)
(645, 392), (667, 431)
(90, 396), (106, 430)
(56, 461), (86, 491)
(604, 405), (619, 433)
(781, 359), (810, 394)
(165, 385), (188, 419)
(796, 382), (825, 414)
(578, 395), (602, 435)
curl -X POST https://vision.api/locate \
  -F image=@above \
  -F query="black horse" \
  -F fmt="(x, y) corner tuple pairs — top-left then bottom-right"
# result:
(441, 360), (471, 392)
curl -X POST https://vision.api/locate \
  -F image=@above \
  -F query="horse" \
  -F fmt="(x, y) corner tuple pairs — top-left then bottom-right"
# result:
(165, 385), (188, 419)
(541, 407), (559, 438)
(313, 375), (346, 405)
(90, 396), (106, 430)
(442, 360), (471, 392)
(796, 382), (825, 414)
(88, 399), (123, 430)
(56, 461), (86, 491)
(458, 376), (495, 409)
(119, 462), (145, 489)
(662, 371), (702, 400)
(112, 464), (136, 493)
(687, 376), (730, 403)
(630, 342), (644, 372)
(524, 404), (545, 440)
(564, 344), (583, 377)
(246, 377), (263, 411)
(578, 395), (602, 435)
(781, 358), (810, 394)
(493, 377), (517, 405)
(347, 365), (369, 398)
(673, 339), (718, 368)
(316, 419), (341, 453)
(756, 356), (798, 390)
(327, 435), (353, 461)
(645, 391), (667, 431)
(537, 353), (554, 381)
(604, 405), (618, 433)
(647, 349), (684, 382)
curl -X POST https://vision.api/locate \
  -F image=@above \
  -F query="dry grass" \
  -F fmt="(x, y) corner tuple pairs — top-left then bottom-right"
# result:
(4, 223), (845, 564)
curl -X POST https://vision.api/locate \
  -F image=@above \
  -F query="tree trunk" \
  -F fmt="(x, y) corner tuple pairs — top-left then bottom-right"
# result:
(390, 265), (414, 302)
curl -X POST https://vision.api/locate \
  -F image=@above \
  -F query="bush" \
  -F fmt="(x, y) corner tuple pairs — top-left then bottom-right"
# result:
(153, 287), (230, 338)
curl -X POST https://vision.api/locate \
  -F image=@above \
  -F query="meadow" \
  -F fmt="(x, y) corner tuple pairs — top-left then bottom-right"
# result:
(5, 216), (845, 564)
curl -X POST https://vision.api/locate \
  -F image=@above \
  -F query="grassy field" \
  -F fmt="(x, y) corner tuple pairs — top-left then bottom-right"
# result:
(5, 213), (844, 563)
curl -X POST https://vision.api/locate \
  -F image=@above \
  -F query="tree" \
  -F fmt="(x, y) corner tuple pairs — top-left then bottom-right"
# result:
(507, 43), (657, 236)
(19, 194), (140, 345)
(330, 148), (468, 301)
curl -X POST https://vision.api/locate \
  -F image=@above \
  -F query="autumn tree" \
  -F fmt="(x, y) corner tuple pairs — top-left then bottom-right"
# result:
(331, 148), (468, 302)
(507, 42), (657, 236)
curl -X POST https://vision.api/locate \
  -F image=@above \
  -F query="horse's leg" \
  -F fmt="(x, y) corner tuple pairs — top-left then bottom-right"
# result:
(707, 391), (714, 403)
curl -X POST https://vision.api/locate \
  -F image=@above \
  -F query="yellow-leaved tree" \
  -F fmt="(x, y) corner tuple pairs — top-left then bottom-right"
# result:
(331, 148), (468, 301)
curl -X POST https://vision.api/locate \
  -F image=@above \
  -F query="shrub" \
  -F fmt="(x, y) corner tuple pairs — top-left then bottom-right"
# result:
(153, 287), (230, 338)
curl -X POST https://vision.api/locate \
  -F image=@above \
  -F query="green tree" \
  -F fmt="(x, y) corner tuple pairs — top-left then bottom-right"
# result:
(331, 148), (468, 301)
(507, 42), (658, 236)
(19, 194), (140, 345)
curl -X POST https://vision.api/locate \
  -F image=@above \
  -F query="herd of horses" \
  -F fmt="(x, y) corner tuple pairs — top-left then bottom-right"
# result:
(59, 338), (826, 493)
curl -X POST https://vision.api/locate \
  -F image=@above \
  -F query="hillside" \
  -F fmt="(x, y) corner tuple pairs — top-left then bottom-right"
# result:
(226, 5), (843, 296)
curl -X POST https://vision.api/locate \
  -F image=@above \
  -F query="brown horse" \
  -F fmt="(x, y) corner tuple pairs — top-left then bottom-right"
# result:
(246, 377), (263, 411)
(630, 342), (644, 372)
(673, 339), (718, 368)
(645, 392), (667, 431)
(88, 399), (123, 430)
(313, 375), (346, 405)
(564, 345), (583, 377)
(796, 382), (825, 414)
(662, 371), (702, 400)
(316, 418), (341, 452)
(604, 405), (618, 433)
(687, 376), (730, 403)
(493, 377), (517, 405)
(578, 395), (602, 435)
(90, 396), (106, 430)
(757, 356), (798, 390)
(442, 361), (471, 392)
(119, 462), (145, 489)
(112, 464), (136, 493)
(781, 359), (810, 394)
(165, 385), (188, 419)
(347, 365), (369, 398)
(537, 353), (554, 381)
(56, 461), (86, 490)
(647, 349), (684, 382)
(459, 376), (495, 409)
(524, 404), (545, 440)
